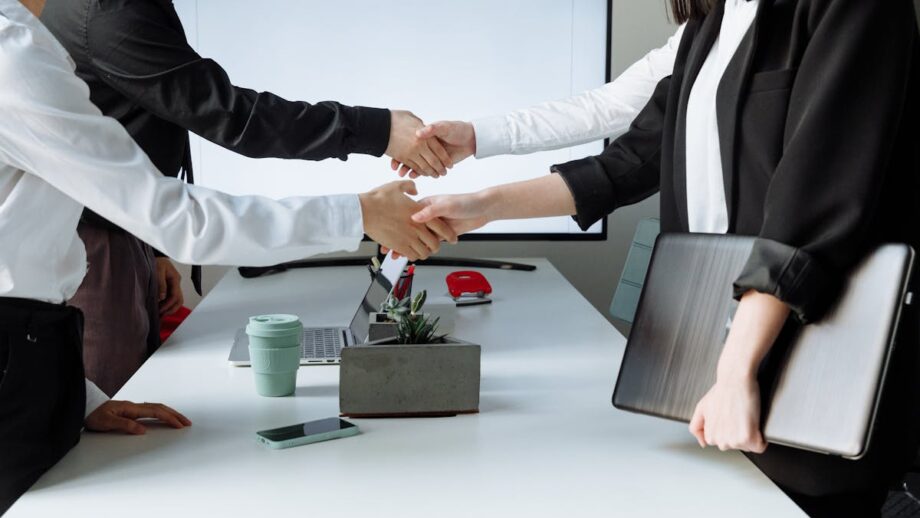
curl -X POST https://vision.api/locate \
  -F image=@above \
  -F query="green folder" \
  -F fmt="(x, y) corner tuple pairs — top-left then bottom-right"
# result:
(609, 218), (660, 324)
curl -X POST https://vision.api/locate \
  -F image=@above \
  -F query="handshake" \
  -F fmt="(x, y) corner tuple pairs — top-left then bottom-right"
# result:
(360, 111), (484, 260)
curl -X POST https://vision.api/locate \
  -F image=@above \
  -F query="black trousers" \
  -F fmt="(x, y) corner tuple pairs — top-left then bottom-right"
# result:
(747, 303), (920, 518)
(0, 299), (86, 515)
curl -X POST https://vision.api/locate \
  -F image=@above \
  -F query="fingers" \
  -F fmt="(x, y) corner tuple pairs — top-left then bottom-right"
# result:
(396, 180), (418, 196)
(122, 402), (191, 429)
(425, 217), (459, 244)
(689, 407), (706, 448)
(160, 272), (184, 316)
(429, 138), (453, 170)
(749, 433), (768, 454)
(415, 227), (440, 257)
(107, 415), (148, 435)
(391, 159), (400, 172)
(416, 123), (442, 140)
(419, 146), (445, 177)
(157, 264), (167, 302)
(412, 202), (442, 223)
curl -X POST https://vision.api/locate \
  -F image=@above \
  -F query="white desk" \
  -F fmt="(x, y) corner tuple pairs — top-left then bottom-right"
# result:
(11, 259), (803, 517)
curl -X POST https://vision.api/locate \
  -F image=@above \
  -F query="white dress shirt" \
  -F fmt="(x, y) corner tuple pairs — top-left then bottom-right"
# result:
(473, 24), (684, 158)
(0, 0), (364, 415)
(685, 0), (759, 233)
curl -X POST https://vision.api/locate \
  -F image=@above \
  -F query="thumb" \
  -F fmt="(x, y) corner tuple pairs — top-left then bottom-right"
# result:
(412, 202), (442, 223)
(416, 122), (446, 140)
(397, 180), (418, 196)
(689, 407), (706, 448)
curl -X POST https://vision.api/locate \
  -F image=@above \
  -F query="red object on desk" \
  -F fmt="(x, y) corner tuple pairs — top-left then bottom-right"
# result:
(160, 306), (191, 343)
(446, 271), (493, 299)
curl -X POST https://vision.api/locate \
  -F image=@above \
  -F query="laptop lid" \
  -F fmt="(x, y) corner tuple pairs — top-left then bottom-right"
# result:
(346, 253), (408, 344)
(612, 233), (914, 459)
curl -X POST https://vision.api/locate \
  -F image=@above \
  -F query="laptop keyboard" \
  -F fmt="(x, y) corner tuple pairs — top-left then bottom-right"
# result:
(303, 328), (344, 361)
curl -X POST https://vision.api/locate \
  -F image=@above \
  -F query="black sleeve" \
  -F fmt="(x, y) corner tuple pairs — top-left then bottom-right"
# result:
(84, 1), (391, 161)
(549, 76), (670, 230)
(732, 0), (918, 323)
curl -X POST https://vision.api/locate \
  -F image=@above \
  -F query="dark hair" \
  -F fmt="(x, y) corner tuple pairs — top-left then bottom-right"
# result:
(670, 0), (714, 24)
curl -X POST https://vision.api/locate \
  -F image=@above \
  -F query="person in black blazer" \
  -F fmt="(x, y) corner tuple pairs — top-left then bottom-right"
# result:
(411, 0), (920, 515)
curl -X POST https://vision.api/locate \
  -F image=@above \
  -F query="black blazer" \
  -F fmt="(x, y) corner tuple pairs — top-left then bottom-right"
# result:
(554, 0), (920, 324)
(40, 0), (391, 227)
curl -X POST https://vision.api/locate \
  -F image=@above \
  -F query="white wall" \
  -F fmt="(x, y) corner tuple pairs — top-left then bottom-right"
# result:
(178, 0), (678, 334)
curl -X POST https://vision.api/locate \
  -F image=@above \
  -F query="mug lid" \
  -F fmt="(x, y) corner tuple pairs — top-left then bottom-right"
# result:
(246, 314), (303, 337)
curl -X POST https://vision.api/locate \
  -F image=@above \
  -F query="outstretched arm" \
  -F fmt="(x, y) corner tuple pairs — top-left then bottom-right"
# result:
(73, 0), (448, 174)
(397, 24), (683, 177)
(411, 174), (575, 234)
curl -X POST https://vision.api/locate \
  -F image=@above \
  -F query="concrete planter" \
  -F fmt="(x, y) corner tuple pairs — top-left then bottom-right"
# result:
(339, 338), (481, 417)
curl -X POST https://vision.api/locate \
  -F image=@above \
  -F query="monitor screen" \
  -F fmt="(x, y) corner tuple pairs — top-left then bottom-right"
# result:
(174, 0), (609, 239)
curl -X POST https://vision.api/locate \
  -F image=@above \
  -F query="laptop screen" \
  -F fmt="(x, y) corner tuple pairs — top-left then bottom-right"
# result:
(347, 254), (408, 344)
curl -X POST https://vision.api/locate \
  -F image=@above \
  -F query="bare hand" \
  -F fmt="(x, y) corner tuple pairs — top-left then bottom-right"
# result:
(359, 181), (458, 261)
(385, 111), (453, 178)
(85, 400), (192, 435)
(156, 257), (184, 316)
(689, 376), (767, 453)
(392, 121), (476, 179)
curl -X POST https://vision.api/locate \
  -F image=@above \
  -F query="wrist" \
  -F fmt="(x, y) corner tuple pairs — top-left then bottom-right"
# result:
(358, 192), (374, 231)
(716, 342), (761, 383)
(476, 188), (501, 223)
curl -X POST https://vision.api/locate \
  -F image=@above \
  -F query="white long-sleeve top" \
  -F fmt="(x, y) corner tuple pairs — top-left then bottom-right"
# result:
(0, 0), (364, 415)
(473, 24), (684, 158)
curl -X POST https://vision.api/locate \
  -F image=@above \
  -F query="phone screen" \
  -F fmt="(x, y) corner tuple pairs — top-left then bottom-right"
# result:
(257, 418), (356, 442)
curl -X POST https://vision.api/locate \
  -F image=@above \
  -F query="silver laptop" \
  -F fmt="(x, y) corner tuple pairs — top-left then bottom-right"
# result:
(613, 233), (914, 459)
(228, 254), (409, 366)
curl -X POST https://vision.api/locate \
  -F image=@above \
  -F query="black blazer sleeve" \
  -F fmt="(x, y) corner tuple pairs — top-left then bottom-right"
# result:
(84, 1), (391, 161)
(549, 76), (671, 230)
(732, 0), (919, 323)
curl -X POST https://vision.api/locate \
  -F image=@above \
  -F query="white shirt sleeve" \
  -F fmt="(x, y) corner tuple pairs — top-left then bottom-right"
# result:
(473, 24), (684, 159)
(0, 29), (364, 267)
(84, 379), (108, 418)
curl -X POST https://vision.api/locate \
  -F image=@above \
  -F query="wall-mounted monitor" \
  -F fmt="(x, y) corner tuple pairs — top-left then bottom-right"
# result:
(175, 0), (611, 240)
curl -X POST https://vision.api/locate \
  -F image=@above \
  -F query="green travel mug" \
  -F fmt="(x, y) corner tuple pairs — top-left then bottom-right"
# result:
(246, 315), (303, 397)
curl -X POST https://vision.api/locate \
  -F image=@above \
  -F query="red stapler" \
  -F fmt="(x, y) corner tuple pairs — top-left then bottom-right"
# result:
(446, 271), (493, 307)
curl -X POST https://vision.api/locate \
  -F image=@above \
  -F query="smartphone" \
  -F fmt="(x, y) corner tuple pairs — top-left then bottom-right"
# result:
(256, 418), (360, 450)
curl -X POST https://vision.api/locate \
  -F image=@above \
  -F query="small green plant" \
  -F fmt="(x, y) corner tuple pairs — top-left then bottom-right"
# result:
(381, 291), (445, 344)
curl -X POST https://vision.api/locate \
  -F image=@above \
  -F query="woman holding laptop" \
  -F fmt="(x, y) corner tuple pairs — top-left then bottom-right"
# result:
(410, 0), (920, 515)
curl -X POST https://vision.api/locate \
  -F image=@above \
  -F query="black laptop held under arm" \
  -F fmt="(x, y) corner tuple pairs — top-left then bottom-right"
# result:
(612, 233), (914, 459)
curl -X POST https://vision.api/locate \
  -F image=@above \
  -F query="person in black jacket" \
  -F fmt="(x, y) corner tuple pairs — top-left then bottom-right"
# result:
(40, 0), (454, 397)
(411, 0), (920, 515)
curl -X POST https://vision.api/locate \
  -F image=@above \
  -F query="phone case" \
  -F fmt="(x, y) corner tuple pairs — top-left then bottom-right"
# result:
(257, 425), (360, 450)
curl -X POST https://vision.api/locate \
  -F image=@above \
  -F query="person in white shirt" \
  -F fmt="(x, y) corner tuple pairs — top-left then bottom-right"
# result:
(389, 25), (683, 176)
(0, 0), (456, 511)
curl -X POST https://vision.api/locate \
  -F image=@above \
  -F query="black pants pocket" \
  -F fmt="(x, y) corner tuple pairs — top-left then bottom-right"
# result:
(0, 314), (85, 515)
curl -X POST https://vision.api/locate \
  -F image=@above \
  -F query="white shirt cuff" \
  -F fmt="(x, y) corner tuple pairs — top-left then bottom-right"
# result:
(84, 379), (109, 419)
(472, 116), (512, 159)
(329, 194), (365, 251)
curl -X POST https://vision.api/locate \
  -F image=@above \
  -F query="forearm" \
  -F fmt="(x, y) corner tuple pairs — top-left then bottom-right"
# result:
(6, 52), (364, 267)
(473, 24), (683, 159)
(480, 174), (576, 222)
(717, 291), (791, 381)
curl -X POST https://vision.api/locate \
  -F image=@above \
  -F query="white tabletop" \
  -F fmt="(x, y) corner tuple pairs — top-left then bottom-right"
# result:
(12, 258), (803, 517)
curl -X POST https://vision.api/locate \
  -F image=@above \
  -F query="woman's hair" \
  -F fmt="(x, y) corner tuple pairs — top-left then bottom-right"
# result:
(669, 0), (714, 24)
